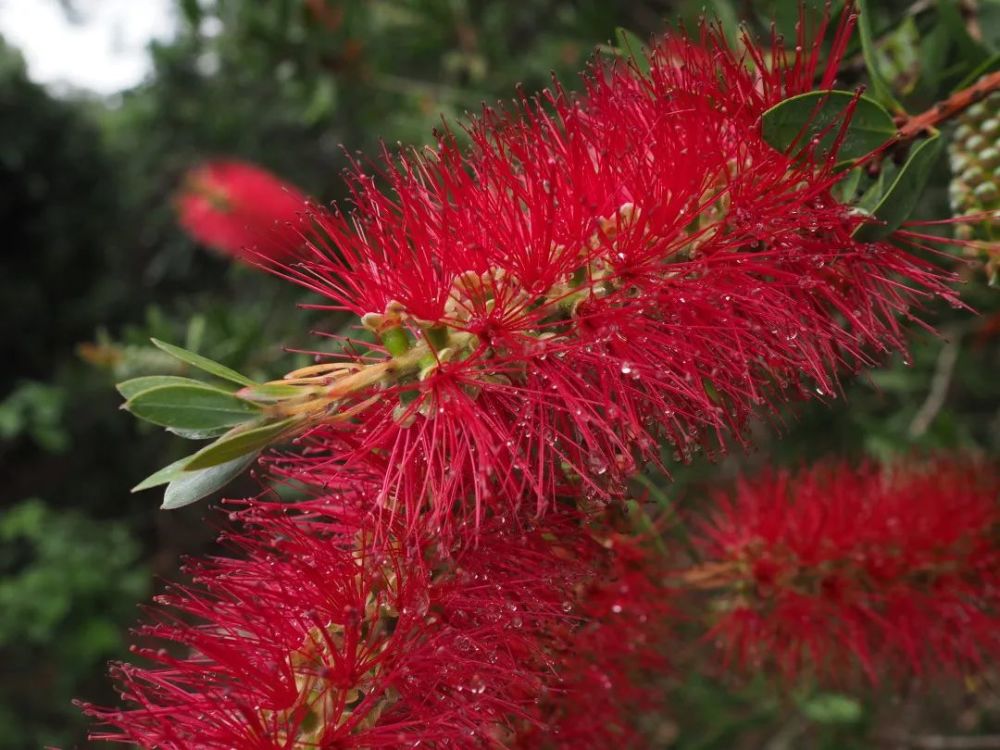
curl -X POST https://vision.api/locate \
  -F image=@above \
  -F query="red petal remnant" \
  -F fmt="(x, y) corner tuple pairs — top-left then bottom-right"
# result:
(695, 457), (1000, 683)
(177, 160), (311, 263)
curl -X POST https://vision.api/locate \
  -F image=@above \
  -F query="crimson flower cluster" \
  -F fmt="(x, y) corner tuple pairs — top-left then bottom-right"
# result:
(177, 160), (310, 263)
(268, 14), (951, 536)
(91, 10), (984, 748)
(81, 502), (667, 748)
(693, 458), (1000, 683)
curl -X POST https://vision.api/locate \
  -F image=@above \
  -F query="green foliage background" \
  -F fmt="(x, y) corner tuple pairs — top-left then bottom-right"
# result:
(1, 0), (998, 747)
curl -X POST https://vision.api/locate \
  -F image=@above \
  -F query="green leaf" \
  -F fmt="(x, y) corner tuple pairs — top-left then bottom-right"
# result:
(116, 375), (226, 401)
(185, 314), (207, 352)
(236, 382), (306, 401)
(180, 0), (202, 26)
(799, 692), (863, 725)
(304, 77), (338, 126)
(614, 27), (650, 77)
(131, 454), (195, 492)
(761, 90), (897, 162)
(833, 166), (864, 204)
(856, 167), (889, 214)
(762, 0), (829, 41)
(981, 0), (1000, 52)
(857, 0), (903, 112)
(938, 0), (991, 66)
(150, 339), (255, 386)
(915, 22), (952, 98)
(625, 498), (668, 555)
(161, 452), (258, 510)
(954, 51), (1000, 91)
(183, 416), (300, 471)
(166, 425), (235, 440)
(125, 384), (261, 431)
(709, 0), (741, 48)
(854, 132), (943, 241)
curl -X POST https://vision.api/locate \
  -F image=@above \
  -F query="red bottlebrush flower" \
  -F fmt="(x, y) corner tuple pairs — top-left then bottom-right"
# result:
(81, 501), (667, 748)
(261, 13), (954, 538)
(177, 160), (310, 263)
(692, 457), (1000, 683)
(514, 530), (672, 749)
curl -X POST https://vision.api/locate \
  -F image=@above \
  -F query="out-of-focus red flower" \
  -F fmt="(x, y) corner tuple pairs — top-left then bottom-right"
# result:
(81, 501), (670, 748)
(261, 13), (954, 538)
(177, 160), (310, 263)
(693, 458), (1000, 683)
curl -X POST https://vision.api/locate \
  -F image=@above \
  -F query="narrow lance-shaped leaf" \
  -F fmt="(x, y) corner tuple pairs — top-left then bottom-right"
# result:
(150, 338), (255, 386)
(761, 90), (897, 162)
(161, 452), (258, 510)
(937, 0), (992, 67)
(856, 166), (890, 214)
(915, 22), (952, 97)
(125, 383), (261, 431)
(167, 424), (236, 441)
(614, 27), (651, 77)
(117, 375), (231, 401)
(981, 1), (1000, 52)
(955, 52), (1000, 91)
(131, 454), (197, 493)
(857, 0), (904, 113)
(183, 416), (302, 471)
(799, 692), (864, 725)
(709, 0), (740, 47)
(833, 166), (864, 204)
(854, 132), (943, 241)
(237, 382), (308, 401)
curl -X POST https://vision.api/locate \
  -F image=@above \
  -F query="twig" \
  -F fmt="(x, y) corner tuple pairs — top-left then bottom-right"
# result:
(896, 69), (1000, 141)
(908, 333), (962, 438)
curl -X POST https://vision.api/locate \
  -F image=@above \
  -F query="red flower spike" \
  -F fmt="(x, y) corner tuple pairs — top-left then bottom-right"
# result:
(261, 14), (954, 538)
(514, 532), (672, 749)
(177, 160), (310, 263)
(694, 458), (1000, 683)
(81, 505), (669, 748)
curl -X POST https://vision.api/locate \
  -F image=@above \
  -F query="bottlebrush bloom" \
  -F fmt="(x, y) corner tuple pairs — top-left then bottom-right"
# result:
(514, 530), (671, 749)
(81, 501), (668, 748)
(177, 160), (310, 263)
(692, 457), (1000, 683)
(258, 13), (954, 538)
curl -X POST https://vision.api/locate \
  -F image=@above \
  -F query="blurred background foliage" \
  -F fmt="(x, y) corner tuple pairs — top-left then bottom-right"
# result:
(1, 0), (998, 747)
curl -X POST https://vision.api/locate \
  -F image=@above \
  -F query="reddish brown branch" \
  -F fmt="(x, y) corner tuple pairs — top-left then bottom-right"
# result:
(896, 69), (1000, 140)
